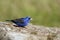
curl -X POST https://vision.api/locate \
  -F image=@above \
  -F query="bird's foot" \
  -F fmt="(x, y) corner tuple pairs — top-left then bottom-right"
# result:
(13, 25), (26, 28)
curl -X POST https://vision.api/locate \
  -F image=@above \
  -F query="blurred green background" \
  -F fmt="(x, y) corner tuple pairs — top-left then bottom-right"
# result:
(0, 0), (60, 27)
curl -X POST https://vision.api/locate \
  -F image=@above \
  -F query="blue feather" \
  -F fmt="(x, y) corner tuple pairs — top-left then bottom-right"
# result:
(6, 16), (32, 27)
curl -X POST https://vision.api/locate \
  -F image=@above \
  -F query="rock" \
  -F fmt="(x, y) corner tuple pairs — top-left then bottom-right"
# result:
(0, 22), (60, 40)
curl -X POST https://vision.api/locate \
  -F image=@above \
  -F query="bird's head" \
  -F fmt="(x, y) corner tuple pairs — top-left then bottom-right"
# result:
(25, 16), (32, 21)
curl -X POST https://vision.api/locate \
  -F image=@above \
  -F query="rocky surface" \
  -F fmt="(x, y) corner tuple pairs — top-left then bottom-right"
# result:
(0, 22), (60, 40)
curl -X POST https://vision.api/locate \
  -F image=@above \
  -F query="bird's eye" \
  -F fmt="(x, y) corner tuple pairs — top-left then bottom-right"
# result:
(29, 18), (30, 19)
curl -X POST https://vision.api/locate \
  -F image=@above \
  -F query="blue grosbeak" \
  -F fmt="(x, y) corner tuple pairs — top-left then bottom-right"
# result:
(6, 16), (32, 27)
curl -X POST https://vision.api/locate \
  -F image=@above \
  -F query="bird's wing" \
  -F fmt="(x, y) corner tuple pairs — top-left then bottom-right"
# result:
(15, 19), (24, 23)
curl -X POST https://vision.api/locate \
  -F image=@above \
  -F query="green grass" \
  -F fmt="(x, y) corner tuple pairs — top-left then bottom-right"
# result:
(0, 0), (60, 27)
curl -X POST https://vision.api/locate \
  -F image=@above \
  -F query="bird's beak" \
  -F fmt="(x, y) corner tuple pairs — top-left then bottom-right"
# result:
(30, 18), (32, 20)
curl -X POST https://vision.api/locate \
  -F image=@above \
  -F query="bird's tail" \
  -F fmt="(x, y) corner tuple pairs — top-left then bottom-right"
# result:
(6, 20), (12, 21)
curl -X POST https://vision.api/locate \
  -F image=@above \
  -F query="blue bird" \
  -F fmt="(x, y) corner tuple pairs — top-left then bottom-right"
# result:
(6, 16), (32, 27)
